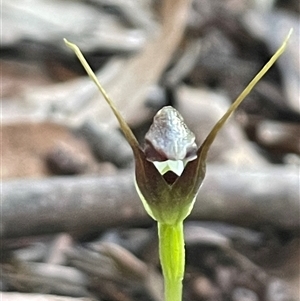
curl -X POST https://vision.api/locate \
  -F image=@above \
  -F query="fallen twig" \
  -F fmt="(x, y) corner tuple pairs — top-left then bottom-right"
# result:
(1, 292), (92, 301)
(2, 165), (299, 239)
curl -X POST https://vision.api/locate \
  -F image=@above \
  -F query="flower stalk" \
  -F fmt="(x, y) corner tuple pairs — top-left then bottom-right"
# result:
(64, 28), (292, 301)
(158, 222), (184, 301)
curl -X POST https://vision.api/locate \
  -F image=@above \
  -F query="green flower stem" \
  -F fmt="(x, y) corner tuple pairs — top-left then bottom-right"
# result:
(158, 222), (185, 301)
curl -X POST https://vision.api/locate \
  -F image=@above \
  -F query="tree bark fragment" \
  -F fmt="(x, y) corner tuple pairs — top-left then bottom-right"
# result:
(2, 166), (299, 239)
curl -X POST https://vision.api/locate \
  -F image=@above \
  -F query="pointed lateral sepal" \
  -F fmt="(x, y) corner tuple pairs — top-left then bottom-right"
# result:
(197, 28), (293, 164)
(172, 28), (293, 217)
(64, 38), (140, 156)
(64, 38), (180, 223)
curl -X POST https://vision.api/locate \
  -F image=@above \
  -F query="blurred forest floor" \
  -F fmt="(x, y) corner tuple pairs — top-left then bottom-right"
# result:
(1, 0), (300, 300)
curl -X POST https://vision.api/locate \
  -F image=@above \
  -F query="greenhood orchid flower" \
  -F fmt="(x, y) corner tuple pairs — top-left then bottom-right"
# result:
(64, 29), (292, 301)
(135, 105), (202, 225)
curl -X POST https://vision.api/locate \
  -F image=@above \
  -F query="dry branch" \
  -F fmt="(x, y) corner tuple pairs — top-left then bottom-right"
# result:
(15, 0), (192, 128)
(92, 0), (192, 126)
(2, 165), (299, 239)
(1, 293), (92, 301)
